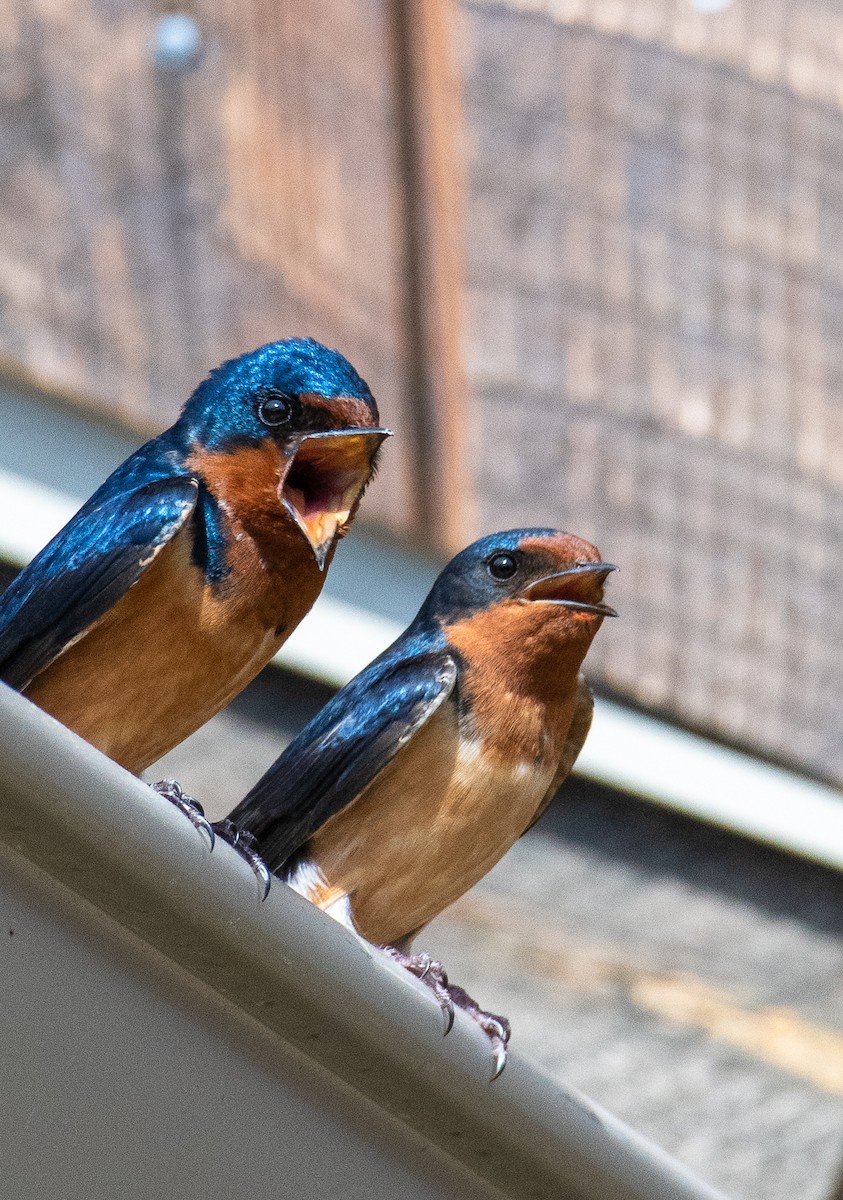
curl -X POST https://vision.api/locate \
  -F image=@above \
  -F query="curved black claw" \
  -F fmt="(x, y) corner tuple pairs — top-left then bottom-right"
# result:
(444, 983), (511, 1081)
(152, 778), (215, 849)
(381, 948), (455, 1035)
(213, 819), (272, 901)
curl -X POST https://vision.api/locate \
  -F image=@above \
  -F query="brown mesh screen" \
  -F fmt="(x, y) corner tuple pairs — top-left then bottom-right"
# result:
(0, 0), (415, 530)
(457, 1), (843, 782)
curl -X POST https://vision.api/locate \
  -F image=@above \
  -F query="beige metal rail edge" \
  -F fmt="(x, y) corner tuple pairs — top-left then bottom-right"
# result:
(0, 682), (729, 1200)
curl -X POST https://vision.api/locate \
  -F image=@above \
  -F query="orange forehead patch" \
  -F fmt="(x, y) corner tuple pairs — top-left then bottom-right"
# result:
(299, 392), (377, 430)
(518, 532), (603, 567)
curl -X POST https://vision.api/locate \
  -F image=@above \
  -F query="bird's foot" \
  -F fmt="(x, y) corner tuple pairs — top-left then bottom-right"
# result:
(381, 947), (510, 1079)
(380, 948), (455, 1034)
(446, 983), (511, 1081)
(151, 778), (215, 849)
(212, 819), (272, 901)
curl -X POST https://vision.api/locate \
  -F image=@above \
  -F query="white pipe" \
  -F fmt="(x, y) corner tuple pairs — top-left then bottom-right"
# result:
(578, 704), (843, 869)
(0, 468), (77, 568)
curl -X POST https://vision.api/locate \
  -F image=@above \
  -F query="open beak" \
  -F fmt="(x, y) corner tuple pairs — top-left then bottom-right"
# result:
(280, 428), (391, 569)
(521, 562), (618, 617)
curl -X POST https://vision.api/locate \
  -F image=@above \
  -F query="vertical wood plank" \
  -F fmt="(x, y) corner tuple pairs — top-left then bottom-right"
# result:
(389, 0), (473, 550)
(0, 0), (416, 534)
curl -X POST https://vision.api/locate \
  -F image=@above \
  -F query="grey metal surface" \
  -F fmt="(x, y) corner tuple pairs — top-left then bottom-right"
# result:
(0, 850), (499, 1200)
(424, 816), (843, 1200)
(0, 682), (728, 1200)
(151, 671), (843, 1200)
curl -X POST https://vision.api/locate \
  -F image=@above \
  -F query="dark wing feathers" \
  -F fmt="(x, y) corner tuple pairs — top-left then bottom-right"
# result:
(229, 636), (457, 871)
(0, 477), (198, 688)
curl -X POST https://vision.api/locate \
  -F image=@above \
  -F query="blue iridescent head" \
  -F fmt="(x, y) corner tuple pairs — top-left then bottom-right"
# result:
(178, 338), (389, 569)
(418, 529), (617, 622)
(180, 338), (380, 450)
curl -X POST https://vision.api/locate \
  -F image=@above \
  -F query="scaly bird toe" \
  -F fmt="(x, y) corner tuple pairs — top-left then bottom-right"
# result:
(445, 983), (511, 1080)
(380, 949), (510, 1073)
(151, 778), (215, 849)
(380, 947), (456, 1035)
(213, 819), (272, 901)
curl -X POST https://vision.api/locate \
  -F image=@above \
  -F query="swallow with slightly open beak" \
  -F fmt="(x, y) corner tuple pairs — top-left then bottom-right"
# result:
(223, 528), (615, 1077)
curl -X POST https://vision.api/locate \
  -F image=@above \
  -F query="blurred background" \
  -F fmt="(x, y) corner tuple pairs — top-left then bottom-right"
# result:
(2, 1), (843, 1197)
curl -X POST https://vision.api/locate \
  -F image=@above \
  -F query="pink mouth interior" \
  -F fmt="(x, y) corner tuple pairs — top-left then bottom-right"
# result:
(284, 460), (357, 518)
(527, 569), (605, 606)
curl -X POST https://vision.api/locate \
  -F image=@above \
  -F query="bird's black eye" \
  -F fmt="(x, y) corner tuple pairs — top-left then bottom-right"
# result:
(487, 552), (518, 580)
(258, 393), (293, 427)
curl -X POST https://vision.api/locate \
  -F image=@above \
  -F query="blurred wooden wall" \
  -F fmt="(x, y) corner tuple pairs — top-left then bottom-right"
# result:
(455, 0), (843, 785)
(0, 0), (466, 542)
(5, 0), (842, 783)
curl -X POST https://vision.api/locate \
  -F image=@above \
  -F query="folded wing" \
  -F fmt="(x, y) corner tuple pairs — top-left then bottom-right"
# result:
(229, 637), (458, 872)
(0, 477), (198, 689)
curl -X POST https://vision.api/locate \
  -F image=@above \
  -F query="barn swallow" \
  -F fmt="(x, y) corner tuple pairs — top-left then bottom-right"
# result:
(0, 339), (389, 822)
(224, 528), (615, 1077)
